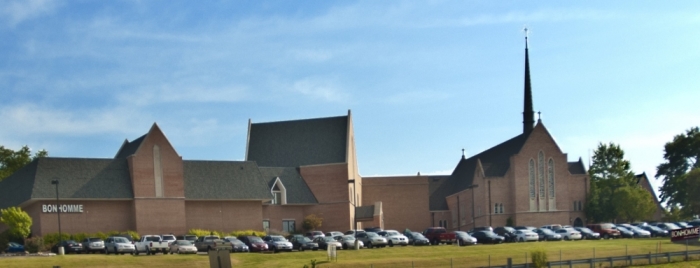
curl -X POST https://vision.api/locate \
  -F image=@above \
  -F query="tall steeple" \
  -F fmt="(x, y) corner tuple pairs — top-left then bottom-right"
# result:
(522, 28), (535, 133)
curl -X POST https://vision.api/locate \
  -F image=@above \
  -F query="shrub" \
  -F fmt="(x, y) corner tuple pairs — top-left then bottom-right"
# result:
(229, 230), (266, 238)
(267, 229), (289, 237)
(124, 230), (140, 241)
(42, 232), (70, 246)
(72, 232), (88, 243)
(0, 231), (10, 253)
(531, 248), (548, 268)
(24, 237), (47, 253)
(188, 229), (214, 238)
(94, 232), (107, 240)
(303, 214), (323, 232)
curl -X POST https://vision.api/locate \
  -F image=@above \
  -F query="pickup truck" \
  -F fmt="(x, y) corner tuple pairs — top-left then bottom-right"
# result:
(194, 235), (232, 252)
(134, 235), (169, 255)
(422, 227), (457, 245)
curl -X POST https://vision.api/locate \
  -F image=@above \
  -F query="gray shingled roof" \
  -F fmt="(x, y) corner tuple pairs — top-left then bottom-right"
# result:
(429, 133), (530, 211)
(568, 160), (586, 175)
(247, 116), (348, 167)
(114, 134), (146, 158)
(259, 167), (317, 204)
(183, 161), (272, 200)
(0, 157), (134, 208)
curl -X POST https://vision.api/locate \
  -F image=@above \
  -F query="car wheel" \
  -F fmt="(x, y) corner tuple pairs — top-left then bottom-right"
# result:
(604, 234), (609, 239)
(367, 242), (372, 249)
(389, 241), (393, 247)
(105, 248), (110, 255)
(519, 238), (524, 242)
(299, 246), (304, 252)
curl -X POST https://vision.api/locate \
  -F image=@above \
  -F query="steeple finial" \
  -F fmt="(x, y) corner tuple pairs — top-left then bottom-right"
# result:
(462, 148), (466, 159)
(522, 26), (535, 133)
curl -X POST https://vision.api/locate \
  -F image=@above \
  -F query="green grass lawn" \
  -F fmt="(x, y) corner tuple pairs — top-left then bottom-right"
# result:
(1, 238), (698, 268)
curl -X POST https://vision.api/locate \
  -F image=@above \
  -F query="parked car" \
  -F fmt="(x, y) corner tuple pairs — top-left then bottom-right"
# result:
(626, 226), (652, 238)
(470, 231), (504, 244)
(357, 232), (388, 248)
(675, 222), (690, 228)
(470, 226), (494, 233)
(52, 240), (83, 254)
(541, 224), (563, 231)
(656, 222), (682, 232)
(223, 236), (250, 252)
(574, 227), (600, 240)
(288, 236), (318, 251)
(514, 226), (537, 231)
(194, 235), (229, 252)
(494, 226), (518, 242)
(237, 236), (268, 252)
(587, 223), (621, 239)
(306, 231), (325, 239)
(406, 232), (431, 246)
(5, 242), (25, 253)
(314, 236), (343, 250)
(81, 237), (105, 254)
(263, 235), (294, 253)
(337, 235), (364, 249)
(176, 235), (198, 243)
(325, 231), (345, 238)
(615, 226), (635, 238)
(534, 228), (562, 241)
(555, 228), (582, 241)
(364, 227), (383, 233)
(515, 230), (539, 242)
(641, 225), (669, 237)
(161, 234), (177, 245)
(422, 227), (457, 245)
(134, 235), (169, 255)
(453, 231), (477, 246)
(380, 230), (408, 247)
(344, 230), (366, 236)
(104, 236), (136, 255)
(168, 240), (197, 254)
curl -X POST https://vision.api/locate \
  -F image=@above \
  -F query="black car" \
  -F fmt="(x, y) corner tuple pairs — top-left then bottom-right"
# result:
(494, 226), (517, 242)
(641, 225), (669, 237)
(615, 226), (634, 238)
(288, 236), (319, 251)
(470, 231), (504, 244)
(575, 227), (600, 240)
(52, 240), (83, 254)
(405, 232), (430, 246)
(534, 228), (562, 241)
(223, 237), (249, 252)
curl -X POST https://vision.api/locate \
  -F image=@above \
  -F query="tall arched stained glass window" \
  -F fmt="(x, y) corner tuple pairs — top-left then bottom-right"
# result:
(548, 158), (555, 198)
(538, 151), (545, 199)
(529, 159), (536, 200)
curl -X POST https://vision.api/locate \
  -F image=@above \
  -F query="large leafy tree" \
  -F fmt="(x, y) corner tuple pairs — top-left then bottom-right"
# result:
(685, 168), (700, 216)
(585, 142), (637, 222)
(0, 145), (48, 181)
(657, 127), (700, 216)
(612, 186), (656, 222)
(0, 207), (33, 239)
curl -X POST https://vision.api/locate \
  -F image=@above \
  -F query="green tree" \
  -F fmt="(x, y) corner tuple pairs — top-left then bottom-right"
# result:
(657, 127), (700, 216)
(0, 145), (48, 181)
(0, 207), (33, 239)
(662, 205), (685, 222)
(612, 186), (656, 222)
(302, 214), (323, 232)
(585, 142), (636, 222)
(685, 168), (700, 216)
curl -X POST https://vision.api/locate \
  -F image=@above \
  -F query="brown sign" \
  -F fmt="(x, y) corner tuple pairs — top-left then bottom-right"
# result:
(671, 227), (700, 241)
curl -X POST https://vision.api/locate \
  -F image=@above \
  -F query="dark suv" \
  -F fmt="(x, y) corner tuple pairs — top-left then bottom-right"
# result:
(494, 227), (517, 242)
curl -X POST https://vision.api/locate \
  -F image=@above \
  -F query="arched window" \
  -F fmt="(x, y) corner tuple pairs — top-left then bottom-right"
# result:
(529, 159), (536, 200)
(538, 151), (545, 200)
(500, 204), (504, 214)
(153, 145), (163, 197)
(494, 203), (499, 214)
(548, 158), (555, 198)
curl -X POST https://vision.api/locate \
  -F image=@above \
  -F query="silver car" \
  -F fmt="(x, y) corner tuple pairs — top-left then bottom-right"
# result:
(104, 236), (136, 255)
(81, 237), (105, 253)
(169, 240), (197, 254)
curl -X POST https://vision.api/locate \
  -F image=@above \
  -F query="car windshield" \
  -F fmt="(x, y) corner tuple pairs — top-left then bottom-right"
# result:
(162, 235), (175, 240)
(601, 223), (615, 229)
(300, 237), (312, 242)
(342, 236), (355, 241)
(177, 240), (193, 245)
(578, 227), (592, 232)
(272, 237), (286, 242)
(504, 227), (516, 232)
(312, 231), (323, 235)
(665, 223), (681, 229)
(249, 237), (263, 243)
(88, 238), (102, 242)
(386, 231), (400, 236)
(367, 232), (378, 237)
(540, 229), (555, 235)
(617, 226), (629, 232)
(114, 237), (128, 243)
(146, 236), (160, 242)
(322, 237), (335, 242)
(480, 231), (496, 236)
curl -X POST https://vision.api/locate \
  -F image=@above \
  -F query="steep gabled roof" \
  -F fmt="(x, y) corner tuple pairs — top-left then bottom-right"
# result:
(246, 115), (348, 167)
(429, 132), (530, 211)
(259, 167), (317, 204)
(183, 160), (271, 200)
(114, 134), (146, 158)
(568, 158), (587, 175)
(0, 157), (134, 208)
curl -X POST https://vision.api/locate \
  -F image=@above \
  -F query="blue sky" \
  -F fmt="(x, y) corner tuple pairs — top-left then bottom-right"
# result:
(1, 1), (699, 196)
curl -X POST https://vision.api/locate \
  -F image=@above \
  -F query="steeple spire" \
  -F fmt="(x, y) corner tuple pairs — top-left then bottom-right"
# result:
(522, 28), (535, 133)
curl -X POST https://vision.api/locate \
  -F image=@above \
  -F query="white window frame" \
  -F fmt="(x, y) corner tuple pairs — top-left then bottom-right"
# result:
(271, 177), (287, 205)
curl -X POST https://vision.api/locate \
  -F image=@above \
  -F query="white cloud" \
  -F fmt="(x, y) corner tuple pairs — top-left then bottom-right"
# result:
(289, 77), (349, 102)
(117, 85), (250, 106)
(0, 0), (58, 27)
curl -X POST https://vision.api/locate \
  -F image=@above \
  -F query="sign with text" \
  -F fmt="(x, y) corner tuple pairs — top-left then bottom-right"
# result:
(671, 227), (700, 242)
(42, 204), (84, 213)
